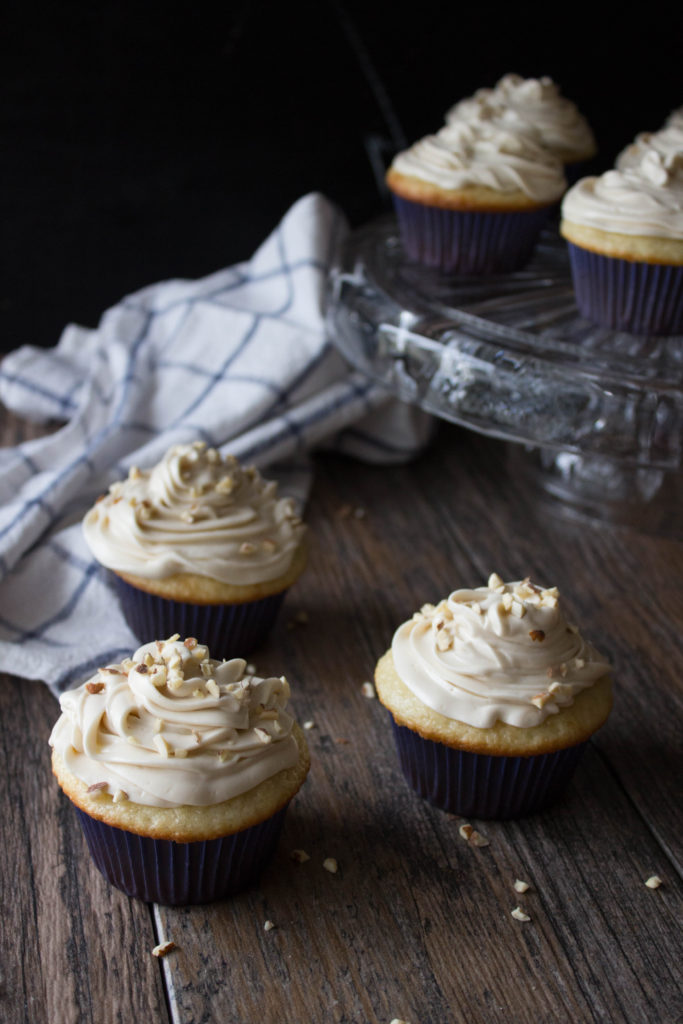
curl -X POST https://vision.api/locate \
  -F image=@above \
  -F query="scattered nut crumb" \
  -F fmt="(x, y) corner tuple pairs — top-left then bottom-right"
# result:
(290, 849), (310, 864)
(335, 737), (350, 745)
(458, 824), (474, 841)
(360, 681), (376, 698)
(303, 720), (315, 730)
(263, 920), (276, 932)
(469, 830), (490, 848)
(511, 907), (531, 922)
(323, 858), (338, 874)
(645, 875), (663, 889)
(514, 879), (530, 893)
(390, 1019), (411, 1024)
(152, 941), (176, 958)
(86, 781), (108, 794)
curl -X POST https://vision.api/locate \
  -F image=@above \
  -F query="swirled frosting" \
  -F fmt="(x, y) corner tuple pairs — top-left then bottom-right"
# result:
(391, 575), (609, 729)
(445, 73), (596, 162)
(389, 121), (566, 202)
(83, 442), (305, 584)
(561, 147), (683, 238)
(49, 637), (300, 806)
(616, 125), (683, 172)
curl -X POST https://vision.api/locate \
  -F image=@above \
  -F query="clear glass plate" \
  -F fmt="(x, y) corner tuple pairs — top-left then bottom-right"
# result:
(327, 216), (683, 534)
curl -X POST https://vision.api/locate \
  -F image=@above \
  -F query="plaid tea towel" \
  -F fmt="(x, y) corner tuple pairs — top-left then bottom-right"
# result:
(0, 193), (431, 693)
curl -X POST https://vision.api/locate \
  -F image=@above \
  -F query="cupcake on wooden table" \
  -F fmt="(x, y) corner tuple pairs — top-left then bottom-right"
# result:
(386, 120), (566, 274)
(560, 144), (683, 335)
(84, 441), (307, 658)
(445, 73), (597, 180)
(50, 635), (311, 904)
(375, 574), (612, 819)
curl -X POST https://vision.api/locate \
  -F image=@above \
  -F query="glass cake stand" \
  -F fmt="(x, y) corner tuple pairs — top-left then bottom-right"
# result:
(326, 217), (683, 537)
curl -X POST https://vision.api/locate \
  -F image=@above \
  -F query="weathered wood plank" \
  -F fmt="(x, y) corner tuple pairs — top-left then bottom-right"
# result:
(0, 677), (169, 1024)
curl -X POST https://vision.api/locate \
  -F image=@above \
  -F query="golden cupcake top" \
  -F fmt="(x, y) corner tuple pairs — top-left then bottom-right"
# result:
(390, 574), (610, 729)
(49, 636), (301, 807)
(83, 441), (306, 585)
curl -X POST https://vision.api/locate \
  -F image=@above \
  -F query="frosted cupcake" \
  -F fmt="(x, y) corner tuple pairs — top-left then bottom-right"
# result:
(445, 73), (597, 179)
(83, 442), (307, 658)
(375, 575), (612, 819)
(386, 120), (566, 274)
(50, 636), (311, 904)
(561, 146), (683, 335)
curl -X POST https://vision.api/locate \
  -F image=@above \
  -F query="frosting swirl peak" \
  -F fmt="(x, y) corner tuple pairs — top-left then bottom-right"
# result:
(49, 637), (300, 806)
(391, 575), (609, 729)
(83, 442), (306, 584)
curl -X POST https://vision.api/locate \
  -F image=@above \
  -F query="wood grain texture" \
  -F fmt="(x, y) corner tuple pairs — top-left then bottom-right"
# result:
(2, 407), (682, 1024)
(0, 677), (170, 1024)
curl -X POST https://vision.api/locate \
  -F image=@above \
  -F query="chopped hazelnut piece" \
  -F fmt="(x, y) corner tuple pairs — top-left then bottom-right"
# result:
(184, 637), (197, 649)
(488, 572), (504, 589)
(154, 735), (171, 758)
(206, 679), (220, 698)
(112, 789), (128, 803)
(511, 907), (531, 922)
(263, 920), (276, 932)
(458, 824), (473, 841)
(152, 941), (176, 958)
(87, 781), (108, 794)
(469, 831), (490, 848)
(529, 630), (545, 642)
(85, 681), (105, 694)
(645, 875), (663, 889)
(360, 682), (376, 698)
(290, 849), (310, 864)
(323, 858), (338, 874)
(303, 720), (315, 730)
(254, 727), (272, 745)
(530, 692), (551, 709)
(514, 879), (530, 893)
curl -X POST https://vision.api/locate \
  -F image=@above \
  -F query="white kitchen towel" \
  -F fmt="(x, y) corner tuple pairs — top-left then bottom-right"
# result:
(0, 193), (431, 693)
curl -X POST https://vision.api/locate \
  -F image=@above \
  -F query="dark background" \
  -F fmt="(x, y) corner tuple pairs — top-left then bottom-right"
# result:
(2, 0), (681, 353)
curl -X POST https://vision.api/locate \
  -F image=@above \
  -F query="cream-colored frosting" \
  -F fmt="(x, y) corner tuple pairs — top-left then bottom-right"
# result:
(391, 575), (609, 729)
(445, 73), (596, 161)
(665, 107), (683, 131)
(562, 147), (683, 239)
(616, 125), (683, 172)
(83, 441), (305, 584)
(49, 638), (300, 807)
(390, 121), (566, 202)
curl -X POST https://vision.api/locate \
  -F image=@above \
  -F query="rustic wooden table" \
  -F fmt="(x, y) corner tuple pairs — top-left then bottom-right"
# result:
(2, 411), (682, 1024)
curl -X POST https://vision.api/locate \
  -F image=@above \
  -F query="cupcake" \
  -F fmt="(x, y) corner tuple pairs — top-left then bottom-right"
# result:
(50, 635), (311, 904)
(445, 73), (597, 179)
(83, 441), (307, 658)
(615, 124), (683, 172)
(385, 120), (566, 274)
(560, 146), (683, 335)
(375, 575), (612, 820)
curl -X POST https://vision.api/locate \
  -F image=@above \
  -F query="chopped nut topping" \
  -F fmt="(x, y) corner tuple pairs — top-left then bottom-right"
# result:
(259, 708), (278, 721)
(360, 682), (376, 698)
(154, 718), (163, 734)
(87, 781), (108, 794)
(135, 664), (149, 675)
(174, 748), (188, 759)
(435, 631), (453, 652)
(112, 789), (128, 803)
(529, 630), (546, 642)
(323, 857), (339, 874)
(254, 727), (272, 745)
(184, 637), (197, 649)
(192, 688), (206, 699)
(180, 510), (195, 523)
(501, 592), (513, 611)
(261, 538), (277, 552)
(514, 879), (530, 893)
(303, 720), (315, 730)
(206, 679), (220, 698)
(240, 542), (256, 555)
(290, 849), (311, 863)
(488, 572), (504, 589)
(510, 600), (526, 618)
(530, 692), (552, 709)
(151, 941), (176, 958)
(85, 681), (105, 694)
(128, 466), (142, 481)
(263, 920), (276, 932)
(511, 907), (531, 922)
(645, 875), (663, 889)
(469, 830), (490, 848)
(459, 824), (474, 841)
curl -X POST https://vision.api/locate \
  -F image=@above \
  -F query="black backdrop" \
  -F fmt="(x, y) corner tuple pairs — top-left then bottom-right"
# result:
(2, 0), (681, 353)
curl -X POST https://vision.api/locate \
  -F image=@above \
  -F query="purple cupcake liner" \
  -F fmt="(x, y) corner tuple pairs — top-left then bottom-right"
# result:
(76, 805), (289, 904)
(391, 195), (551, 274)
(390, 719), (587, 820)
(566, 243), (683, 336)
(111, 573), (286, 659)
